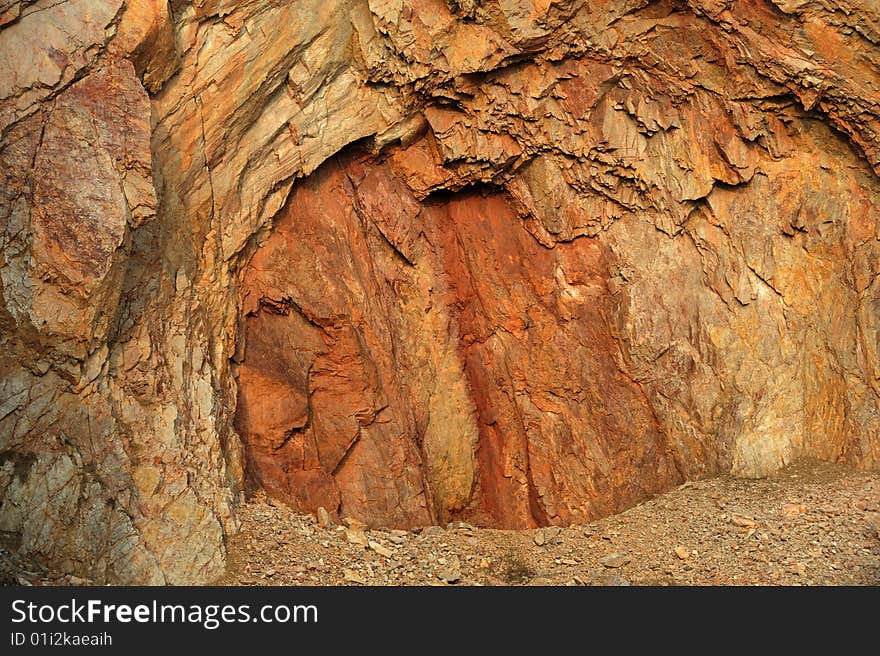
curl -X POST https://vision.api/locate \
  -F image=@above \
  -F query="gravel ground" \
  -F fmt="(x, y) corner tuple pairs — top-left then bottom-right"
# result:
(216, 460), (880, 586)
(3, 461), (877, 586)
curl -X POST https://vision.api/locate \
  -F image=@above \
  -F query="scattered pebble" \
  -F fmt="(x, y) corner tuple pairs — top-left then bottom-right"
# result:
(8, 461), (869, 587)
(731, 514), (757, 528)
(211, 462), (879, 587)
(343, 569), (366, 584)
(781, 503), (808, 518)
(317, 507), (332, 529)
(600, 552), (631, 568)
(368, 541), (394, 558)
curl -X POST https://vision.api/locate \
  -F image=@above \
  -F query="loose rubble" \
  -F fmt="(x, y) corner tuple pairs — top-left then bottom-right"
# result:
(213, 462), (879, 586)
(3, 461), (876, 587)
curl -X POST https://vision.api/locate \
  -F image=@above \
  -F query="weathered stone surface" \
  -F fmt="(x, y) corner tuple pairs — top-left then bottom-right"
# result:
(0, 0), (237, 585)
(237, 155), (683, 527)
(2, 0), (880, 582)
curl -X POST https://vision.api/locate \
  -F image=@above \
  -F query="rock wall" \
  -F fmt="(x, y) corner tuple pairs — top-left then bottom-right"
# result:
(1, 0), (879, 582)
(236, 154), (683, 528)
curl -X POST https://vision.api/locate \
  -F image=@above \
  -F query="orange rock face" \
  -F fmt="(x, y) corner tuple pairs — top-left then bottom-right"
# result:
(236, 155), (683, 527)
(2, 0), (880, 582)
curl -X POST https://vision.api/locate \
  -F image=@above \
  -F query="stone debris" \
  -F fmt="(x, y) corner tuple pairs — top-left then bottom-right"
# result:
(343, 517), (368, 531)
(199, 464), (880, 587)
(317, 507), (333, 529)
(534, 528), (563, 547)
(781, 504), (809, 518)
(345, 529), (370, 548)
(731, 514), (757, 528)
(368, 541), (394, 558)
(600, 553), (632, 569)
(343, 569), (366, 585)
(437, 557), (462, 584)
(3, 0), (880, 586)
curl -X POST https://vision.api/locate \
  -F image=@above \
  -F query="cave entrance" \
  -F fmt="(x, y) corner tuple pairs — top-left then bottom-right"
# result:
(233, 149), (681, 529)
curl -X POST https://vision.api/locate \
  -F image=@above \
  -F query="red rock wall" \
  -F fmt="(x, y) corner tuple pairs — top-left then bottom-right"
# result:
(2, 0), (880, 582)
(236, 154), (683, 527)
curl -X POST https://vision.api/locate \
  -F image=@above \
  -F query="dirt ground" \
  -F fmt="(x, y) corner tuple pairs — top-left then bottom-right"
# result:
(217, 460), (880, 586)
(3, 460), (878, 586)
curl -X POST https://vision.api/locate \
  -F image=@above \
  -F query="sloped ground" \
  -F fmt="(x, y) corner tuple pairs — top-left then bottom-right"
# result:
(217, 461), (880, 586)
(2, 460), (877, 586)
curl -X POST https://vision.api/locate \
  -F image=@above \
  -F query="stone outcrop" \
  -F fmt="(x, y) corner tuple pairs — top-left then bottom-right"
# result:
(237, 155), (683, 528)
(1, 0), (879, 582)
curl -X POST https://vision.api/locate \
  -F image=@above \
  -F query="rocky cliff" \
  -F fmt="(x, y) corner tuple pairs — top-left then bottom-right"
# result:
(1, 0), (879, 584)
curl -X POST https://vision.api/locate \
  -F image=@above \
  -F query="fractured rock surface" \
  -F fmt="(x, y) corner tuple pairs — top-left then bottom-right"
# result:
(1, 0), (880, 582)
(236, 154), (682, 528)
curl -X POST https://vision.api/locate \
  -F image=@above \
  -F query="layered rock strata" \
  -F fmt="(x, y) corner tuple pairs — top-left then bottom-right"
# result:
(1, 0), (879, 582)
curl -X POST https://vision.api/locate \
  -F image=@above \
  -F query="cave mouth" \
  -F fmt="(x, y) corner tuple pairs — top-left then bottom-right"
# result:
(232, 148), (683, 530)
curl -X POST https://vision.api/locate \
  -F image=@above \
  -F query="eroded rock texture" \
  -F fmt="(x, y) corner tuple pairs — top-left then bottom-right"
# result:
(2, 0), (880, 582)
(237, 156), (683, 527)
